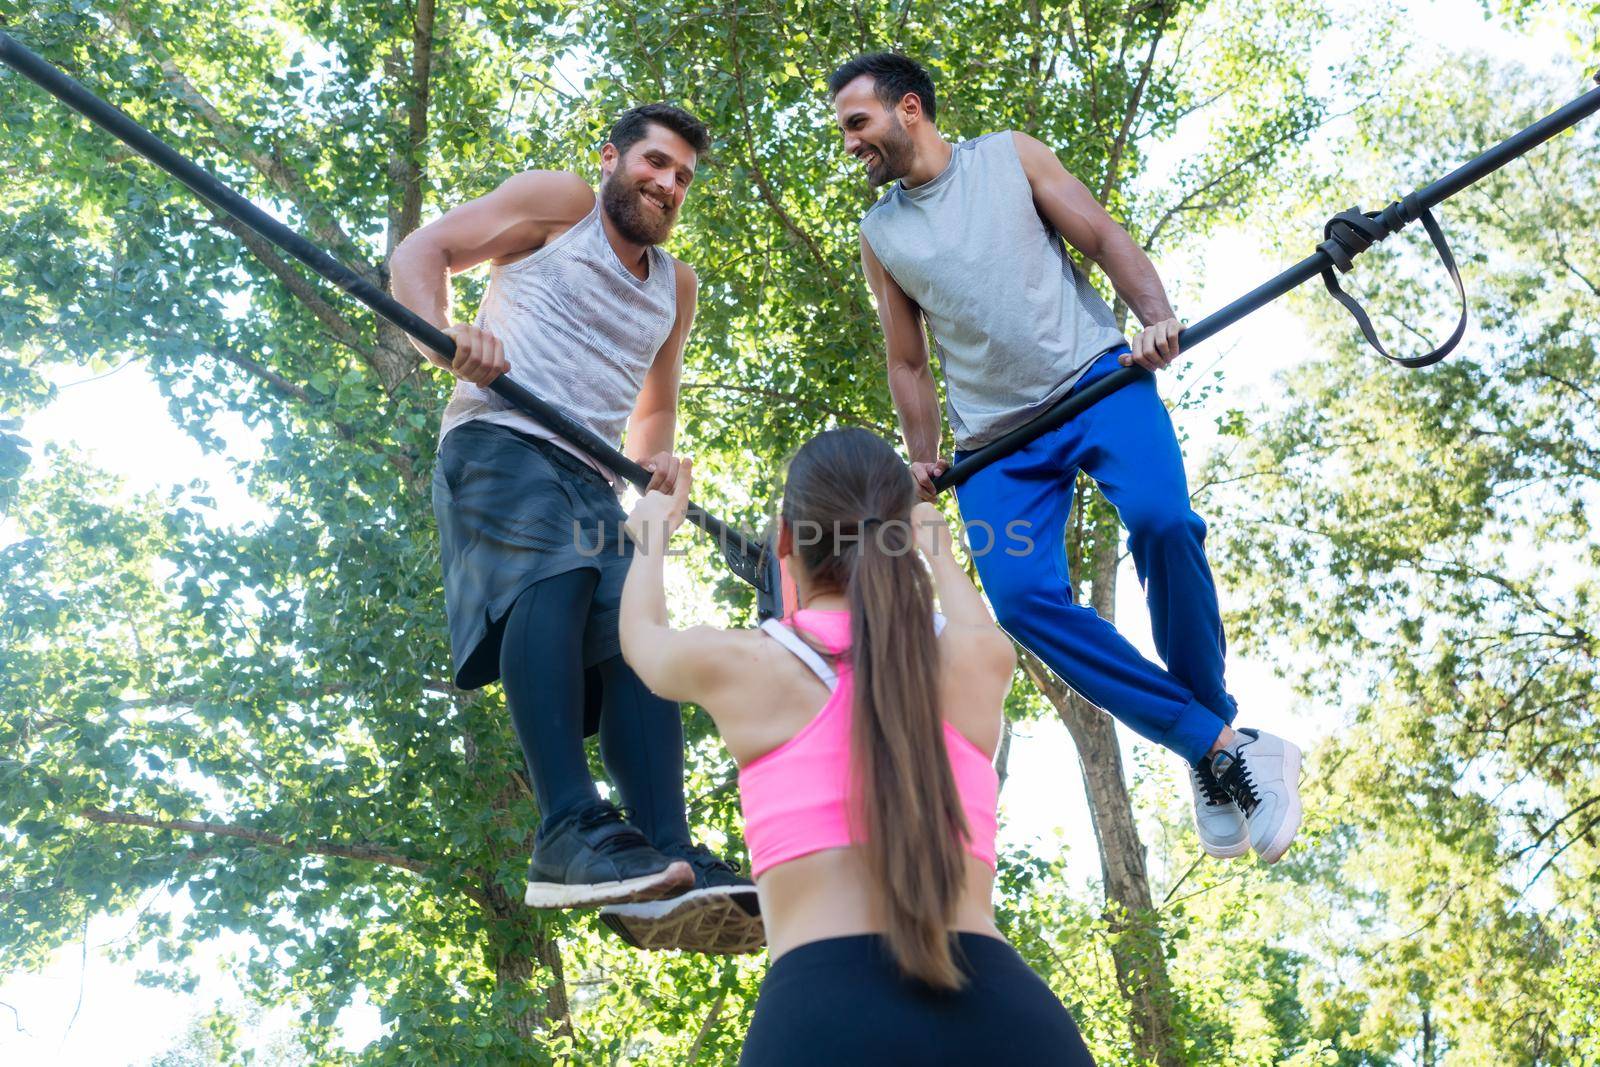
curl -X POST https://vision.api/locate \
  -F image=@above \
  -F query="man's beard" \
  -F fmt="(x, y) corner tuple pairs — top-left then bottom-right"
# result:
(865, 116), (916, 187)
(601, 173), (678, 246)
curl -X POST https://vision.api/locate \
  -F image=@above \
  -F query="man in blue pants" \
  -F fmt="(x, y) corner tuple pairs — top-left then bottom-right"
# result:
(828, 53), (1303, 863)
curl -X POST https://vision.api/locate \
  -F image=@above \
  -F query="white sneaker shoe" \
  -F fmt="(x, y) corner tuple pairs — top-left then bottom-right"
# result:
(1189, 759), (1250, 858)
(1209, 729), (1303, 864)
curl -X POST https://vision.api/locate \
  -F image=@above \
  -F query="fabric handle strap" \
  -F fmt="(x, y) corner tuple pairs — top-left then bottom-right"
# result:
(1316, 195), (1468, 369)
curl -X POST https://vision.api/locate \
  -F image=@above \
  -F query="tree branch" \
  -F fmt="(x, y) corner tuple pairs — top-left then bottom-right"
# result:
(365, 0), (441, 398)
(1099, 20), (1166, 203)
(1144, 110), (1326, 250)
(106, 9), (370, 274)
(212, 346), (314, 405)
(749, 161), (830, 273)
(205, 215), (374, 359)
(994, 717), (1015, 797)
(395, 0), (435, 247)
(726, 21), (833, 279)
(133, 317), (420, 485)
(1520, 811), (1600, 894)
(1556, 252), (1599, 297)
(1513, 793), (1600, 859)
(1538, 369), (1600, 410)
(685, 987), (728, 1063)
(65, 912), (88, 1039)
(678, 380), (889, 432)
(79, 806), (455, 885)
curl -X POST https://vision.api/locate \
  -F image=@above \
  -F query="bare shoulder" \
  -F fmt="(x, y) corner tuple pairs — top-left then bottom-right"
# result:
(682, 623), (772, 679)
(1009, 131), (1062, 177)
(651, 623), (792, 708)
(673, 259), (698, 298)
(1009, 130), (1047, 153)
(696, 624), (836, 766)
(501, 169), (595, 225)
(708, 624), (812, 696)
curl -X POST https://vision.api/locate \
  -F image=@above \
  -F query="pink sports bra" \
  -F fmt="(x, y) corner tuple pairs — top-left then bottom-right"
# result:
(738, 608), (1000, 879)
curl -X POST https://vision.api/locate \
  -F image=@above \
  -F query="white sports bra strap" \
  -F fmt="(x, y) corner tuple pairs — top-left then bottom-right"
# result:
(758, 619), (840, 692)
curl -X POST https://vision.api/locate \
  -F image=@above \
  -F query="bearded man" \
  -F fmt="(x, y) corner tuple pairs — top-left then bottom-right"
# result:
(391, 104), (758, 954)
(828, 54), (1303, 866)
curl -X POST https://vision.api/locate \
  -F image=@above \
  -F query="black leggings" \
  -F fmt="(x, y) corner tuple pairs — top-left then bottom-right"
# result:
(500, 569), (691, 847)
(739, 933), (1095, 1066)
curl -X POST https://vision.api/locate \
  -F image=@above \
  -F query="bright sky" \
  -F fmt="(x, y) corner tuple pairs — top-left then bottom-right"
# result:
(0, 2), (1586, 1061)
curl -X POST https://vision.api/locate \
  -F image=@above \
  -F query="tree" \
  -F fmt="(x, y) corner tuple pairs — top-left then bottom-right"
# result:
(3, 2), (610, 1057)
(2, 0), (1392, 1059)
(577, 0), (1361, 1055)
(1206, 56), (1600, 1063)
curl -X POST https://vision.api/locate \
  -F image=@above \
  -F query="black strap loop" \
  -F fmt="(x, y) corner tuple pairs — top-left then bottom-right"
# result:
(1315, 196), (1468, 369)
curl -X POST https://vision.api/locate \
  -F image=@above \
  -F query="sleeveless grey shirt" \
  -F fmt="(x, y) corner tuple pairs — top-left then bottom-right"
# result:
(438, 200), (678, 479)
(861, 132), (1127, 451)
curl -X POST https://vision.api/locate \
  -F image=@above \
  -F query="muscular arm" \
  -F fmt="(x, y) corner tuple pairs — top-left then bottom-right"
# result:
(625, 261), (697, 465)
(1012, 132), (1175, 330)
(619, 491), (755, 717)
(860, 235), (943, 467)
(389, 170), (595, 369)
(620, 547), (736, 703)
(906, 502), (1013, 755)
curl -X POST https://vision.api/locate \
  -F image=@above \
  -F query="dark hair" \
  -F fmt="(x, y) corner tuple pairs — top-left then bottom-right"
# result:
(607, 103), (711, 158)
(781, 428), (969, 991)
(826, 53), (937, 124)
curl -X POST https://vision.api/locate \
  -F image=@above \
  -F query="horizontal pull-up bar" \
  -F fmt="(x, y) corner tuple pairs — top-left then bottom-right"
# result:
(0, 29), (775, 604)
(935, 71), (1600, 494)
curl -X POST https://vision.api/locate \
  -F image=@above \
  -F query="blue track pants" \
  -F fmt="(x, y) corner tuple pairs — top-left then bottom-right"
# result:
(953, 349), (1237, 766)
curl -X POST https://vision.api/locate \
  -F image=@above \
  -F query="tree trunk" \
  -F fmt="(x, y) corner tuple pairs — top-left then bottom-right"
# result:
(480, 849), (571, 1041)
(493, 929), (572, 1041)
(1021, 492), (1184, 1066)
(371, 0), (435, 399)
(462, 699), (573, 1045)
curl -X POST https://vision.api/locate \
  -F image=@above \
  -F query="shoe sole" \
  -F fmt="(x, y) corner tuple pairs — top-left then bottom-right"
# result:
(1255, 741), (1303, 865)
(600, 888), (765, 955)
(1199, 835), (1252, 860)
(524, 860), (695, 909)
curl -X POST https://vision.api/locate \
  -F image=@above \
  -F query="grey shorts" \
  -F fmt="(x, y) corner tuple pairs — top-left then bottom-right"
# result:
(431, 420), (633, 690)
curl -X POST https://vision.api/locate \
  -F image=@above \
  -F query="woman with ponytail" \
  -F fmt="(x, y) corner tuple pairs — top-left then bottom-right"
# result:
(618, 428), (1094, 1065)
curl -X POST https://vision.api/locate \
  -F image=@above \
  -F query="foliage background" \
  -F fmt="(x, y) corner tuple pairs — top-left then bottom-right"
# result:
(1, 0), (1595, 1062)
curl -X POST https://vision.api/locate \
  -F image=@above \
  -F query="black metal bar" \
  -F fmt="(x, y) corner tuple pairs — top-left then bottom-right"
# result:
(935, 77), (1600, 494)
(1414, 80), (1600, 208)
(0, 29), (768, 581)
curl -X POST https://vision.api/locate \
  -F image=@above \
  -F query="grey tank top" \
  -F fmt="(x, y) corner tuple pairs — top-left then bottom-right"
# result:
(438, 201), (678, 479)
(861, 132), (1128, 451)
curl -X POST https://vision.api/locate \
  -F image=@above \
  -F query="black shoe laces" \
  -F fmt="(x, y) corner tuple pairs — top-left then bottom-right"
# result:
(1212, 752), (1261, 816)
(572, 804), (653, 855)
(668, 841), (741, 876)
(1193, 760), (1234, 808)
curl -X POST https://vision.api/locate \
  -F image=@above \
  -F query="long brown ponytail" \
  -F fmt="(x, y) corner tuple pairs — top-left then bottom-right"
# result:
(782, 429), (970, 990)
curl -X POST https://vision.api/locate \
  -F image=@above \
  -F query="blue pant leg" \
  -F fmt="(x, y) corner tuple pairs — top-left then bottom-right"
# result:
(955, 424), (1225, 765)
(1070, 356), (1239, 728)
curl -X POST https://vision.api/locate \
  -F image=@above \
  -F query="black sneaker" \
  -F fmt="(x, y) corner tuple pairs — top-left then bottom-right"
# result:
(523, 803), (694, 909)
(599, 841), (764, 955)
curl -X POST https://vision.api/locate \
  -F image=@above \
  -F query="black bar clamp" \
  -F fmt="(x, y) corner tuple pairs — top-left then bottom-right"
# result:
(1315, 194), (1425, 273)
